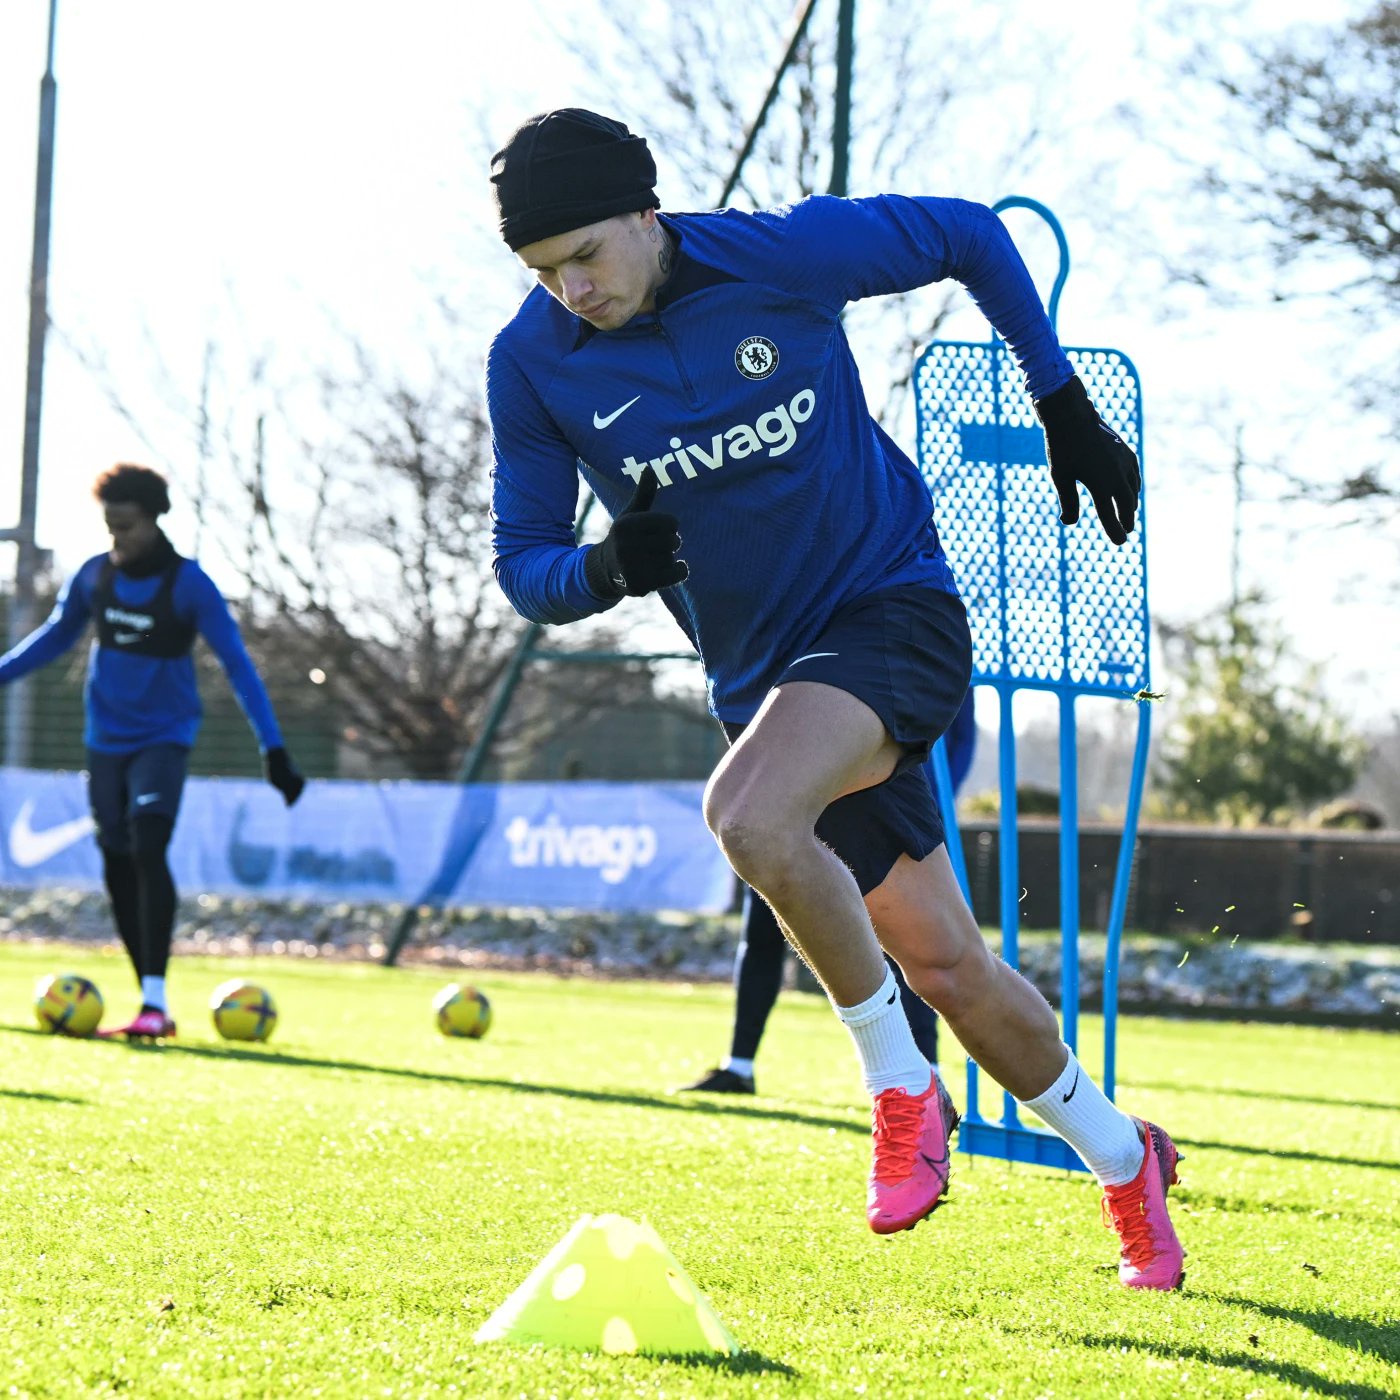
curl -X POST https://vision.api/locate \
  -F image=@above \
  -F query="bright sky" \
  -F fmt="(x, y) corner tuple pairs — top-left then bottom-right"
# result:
(2, 0), (1392, 724)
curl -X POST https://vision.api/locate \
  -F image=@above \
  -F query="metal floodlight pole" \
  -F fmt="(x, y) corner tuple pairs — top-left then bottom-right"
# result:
(719, 0), (821, 205)
(5, 0), (60, 768)
(829, 0), (855, 197)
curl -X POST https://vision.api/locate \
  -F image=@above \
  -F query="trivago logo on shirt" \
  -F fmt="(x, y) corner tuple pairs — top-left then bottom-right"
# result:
(621, 388), (817, 487)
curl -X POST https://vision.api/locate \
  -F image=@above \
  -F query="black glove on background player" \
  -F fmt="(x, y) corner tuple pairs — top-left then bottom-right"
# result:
(584, 466), (689, 599)
(1033, 374), (1141, 546)
(264, 747), (306, 807)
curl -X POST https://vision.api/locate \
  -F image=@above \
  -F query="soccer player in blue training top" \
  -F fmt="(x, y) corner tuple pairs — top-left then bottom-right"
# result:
(484, 109), (1184, 1291)
(0, 464), (306, 1040)
(680, 689), (976, 1098)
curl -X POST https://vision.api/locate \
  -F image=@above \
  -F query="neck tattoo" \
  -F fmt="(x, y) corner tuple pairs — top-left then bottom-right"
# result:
(657, 228), (675, 278)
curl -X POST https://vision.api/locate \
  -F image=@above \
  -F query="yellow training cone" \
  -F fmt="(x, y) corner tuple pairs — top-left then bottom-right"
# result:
(474, 1213), (739, 1357)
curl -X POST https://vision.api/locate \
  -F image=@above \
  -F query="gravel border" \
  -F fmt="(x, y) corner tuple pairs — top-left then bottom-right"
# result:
(3, 886), (1396, 1027)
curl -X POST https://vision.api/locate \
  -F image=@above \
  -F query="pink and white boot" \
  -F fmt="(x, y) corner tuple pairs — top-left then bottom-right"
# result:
(866, 1073), (960, 1235)
(1101, 1119), (1186, 1290)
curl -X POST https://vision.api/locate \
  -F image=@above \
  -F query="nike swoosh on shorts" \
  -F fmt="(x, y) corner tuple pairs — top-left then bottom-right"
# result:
(593, 395), (641, 430)
(8, 799), (97, 868)
(786, 651), (839, 668)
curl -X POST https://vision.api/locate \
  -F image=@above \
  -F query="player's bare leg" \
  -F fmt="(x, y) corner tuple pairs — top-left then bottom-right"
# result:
(703, 680), (957, 1233)
(865, 845), (1066, 1098)
(703, 681), (1183, 1283)
(868, 844), (1184, 1287)
(703, 681), (901, 1004)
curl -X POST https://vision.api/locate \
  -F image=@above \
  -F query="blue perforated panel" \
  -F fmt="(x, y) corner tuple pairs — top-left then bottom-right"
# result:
(913, 343), (1150, 695)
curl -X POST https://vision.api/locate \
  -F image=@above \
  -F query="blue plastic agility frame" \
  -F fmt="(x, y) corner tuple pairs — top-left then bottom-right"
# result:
(914, 198), (1153, 1172)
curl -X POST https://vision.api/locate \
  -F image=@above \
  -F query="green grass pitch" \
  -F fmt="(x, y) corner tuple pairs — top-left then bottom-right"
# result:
(0, 941), (1395, 1398)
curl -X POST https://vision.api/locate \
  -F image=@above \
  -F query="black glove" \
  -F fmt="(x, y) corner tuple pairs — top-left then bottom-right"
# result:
(583, 466), (689, 599)
(1033, 375), (1141, 546)
(264, 747), (306, 807)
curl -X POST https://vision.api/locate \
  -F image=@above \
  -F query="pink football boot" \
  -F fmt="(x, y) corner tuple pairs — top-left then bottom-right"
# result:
(99, 1008), (177, 1041)
(1101, 1119), (1186, 1290)
(866, 1073), (960, 1235)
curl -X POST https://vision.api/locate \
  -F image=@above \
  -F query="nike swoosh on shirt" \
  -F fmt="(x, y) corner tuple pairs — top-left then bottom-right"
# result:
(135, 793), (161, 806)
(787, 651), (839, 667)
(8, 800), (96, 868)
(592, 395), (641, 430)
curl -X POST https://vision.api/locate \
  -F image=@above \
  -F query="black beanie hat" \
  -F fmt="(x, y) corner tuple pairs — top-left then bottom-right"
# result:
(490, 108), (660, 251)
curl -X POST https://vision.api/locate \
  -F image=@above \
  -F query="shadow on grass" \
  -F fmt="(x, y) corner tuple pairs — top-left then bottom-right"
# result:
(1180, 1188), (1395, 1229)
(1124, 1079), (1400, 1115)
(1173, 1136), (1398, 1173)
(9, 1022), (1389, 1169)
(1212, 1293), (1399, 1366)
(645, 1351), (797, 1378)
(0, 1027), (871, 1138)
(1071, 1331), (1396, 1399)
(0, 1087), (87, 1105)
(475, 1346), (795, 1376)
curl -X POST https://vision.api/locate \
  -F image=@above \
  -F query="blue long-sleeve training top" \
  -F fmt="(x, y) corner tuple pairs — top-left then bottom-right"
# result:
(0, 553), (285, 754)
(488, 194), (1074, 722)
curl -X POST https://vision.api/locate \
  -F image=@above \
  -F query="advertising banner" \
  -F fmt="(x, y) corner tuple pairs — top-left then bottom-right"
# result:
(0, 768), (734, 914)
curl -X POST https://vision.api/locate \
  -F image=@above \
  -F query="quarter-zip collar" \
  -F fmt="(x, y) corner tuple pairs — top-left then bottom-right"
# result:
(574, 218), (739, 348)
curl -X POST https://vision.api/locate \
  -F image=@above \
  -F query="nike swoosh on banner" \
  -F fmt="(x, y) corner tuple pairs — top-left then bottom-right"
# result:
(592, 395), (641, 430)
(786, 651), (839, 667)
(8, 799), (97, 868)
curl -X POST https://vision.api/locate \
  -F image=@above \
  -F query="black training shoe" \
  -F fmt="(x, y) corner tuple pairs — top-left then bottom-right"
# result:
(676, 1066), (756, 1095)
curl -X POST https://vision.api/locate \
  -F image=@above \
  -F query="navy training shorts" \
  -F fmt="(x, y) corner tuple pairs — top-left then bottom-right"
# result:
(87, 743), (190, 851)
(724, 585), (973, 895)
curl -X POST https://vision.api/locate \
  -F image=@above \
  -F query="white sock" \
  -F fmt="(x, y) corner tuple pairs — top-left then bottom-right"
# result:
(1020, 1046), (1144, 1186)
(141, 976), (167, 1013)
(833, 967), (932, 1098)
(722, 1056), (755, 1079)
